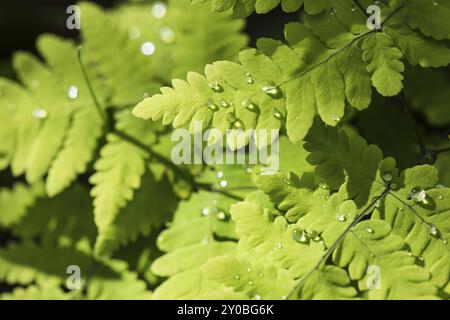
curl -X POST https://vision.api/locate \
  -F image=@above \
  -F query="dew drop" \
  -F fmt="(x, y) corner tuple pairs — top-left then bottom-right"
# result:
(254, 294), (261, 300)
(390, 183), (398, 190)
(438, 195), (443, 200)
(246, 267), (252, 273)
(248, 280), (253, 286)
(206, 100), (219, 112)
(432, 0), (439, 5)
(220, 180), (228, 188)
(408, 188), (427, 203)
(208, 81), (222, 92)
(159, 26), (176, 44)
(330, 7), (337, 15)
(246, 77), (254, 84)
(366, 227), (374, 234)
(220, 99), (230, 108)
(320, 183), (329, 190)
(418, 256), (424, 261)
(216, 211), (226, 220)
(201, 207), (210, 216)
(350, 4), (357, 12)
(272, 108), (283, 120)
(258, 272), (263, 277)
(141, 41), (156, 56)
(308, 230), (318, 238)
(246, 167), (253, 174)
(217, 171), (224, 178)
(262, 83), (280, 97)
(128, 26), (141, 40)
(276, 242), (284, 249)
(32, 108), (48, 119)
(443, 239), (448, 244)
(232, 120), (244, 129)
(370, 252), (376, 258)
(382, 173), (393, 182)
(335, 214), (347, 222)
(332, 115), (341, 123)
(242, 99), (258, 112)
(234, 275), (240, 280)
(293, 229), (308, 243)
(68, 85), (78, 100)
(428, 224), (438, 236)
(151, 2), (167, 19)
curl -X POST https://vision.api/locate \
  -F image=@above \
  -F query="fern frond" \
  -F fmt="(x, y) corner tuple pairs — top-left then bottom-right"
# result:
(89, 111), (157, 237)
(12, 184), (96, 245)
(1, 282), (73, 300)
(80, 0), (247, 106)
(196, 0), (328, 17)
(94, 172), (177, 256)
(0, 183), (43, 227)
(304, 121), (396, 207)
(0, 243), (150, 299)
(373, 165), (450, 294)
(134, 2), (450, 143)
(152, 191), (237, 274)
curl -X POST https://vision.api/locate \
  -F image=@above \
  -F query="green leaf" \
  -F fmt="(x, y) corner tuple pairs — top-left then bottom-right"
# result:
(362, 33), (405, 97)
(89, 111), (157, 236)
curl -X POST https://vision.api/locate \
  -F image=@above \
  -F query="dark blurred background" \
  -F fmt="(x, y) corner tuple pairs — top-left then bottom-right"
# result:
(0, 0), (299, 79)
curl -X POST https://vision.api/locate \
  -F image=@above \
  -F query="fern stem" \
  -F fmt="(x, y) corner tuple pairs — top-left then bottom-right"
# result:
(76, 47), (107, 124)
(399, 91), (434, 164)
(352, 0), (370, 18)
(286, 187), (390, 299)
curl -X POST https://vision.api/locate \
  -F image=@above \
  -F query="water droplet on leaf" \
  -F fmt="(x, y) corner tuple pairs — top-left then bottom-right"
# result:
(159, 27), (175, 44)
(68, 85), (78, 100)
(220, 180), (228, 188)
(262, 82), (280, 97)
(208, 81), (222, 92)
(202, 207), (210, 216)
(32, 108), (48, 119)
(428, 224), (438, 236)
(151, 2), (167, 19)
(272, 108), (282, 120)
(382, 173), (393, 182)
(141, 41), (156, 56)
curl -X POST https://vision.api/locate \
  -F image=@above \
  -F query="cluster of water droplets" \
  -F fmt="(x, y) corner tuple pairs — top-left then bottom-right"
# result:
(201, 198), (227, 221)
(216, 170), (228, 188)
(407, 187), (428, 204)
(133, 2), (176, 56)
(292, 228), (324, 245)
